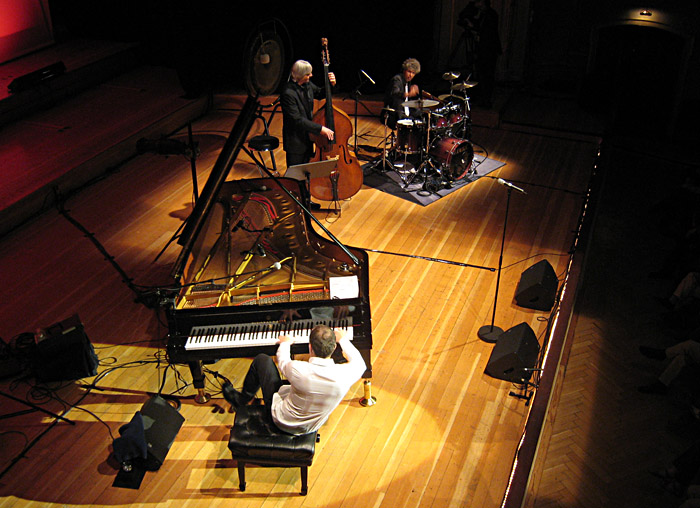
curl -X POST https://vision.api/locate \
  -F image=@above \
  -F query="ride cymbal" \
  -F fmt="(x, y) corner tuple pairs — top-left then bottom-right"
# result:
(452, 80), (478, 91)
(442, 71), (461, 81)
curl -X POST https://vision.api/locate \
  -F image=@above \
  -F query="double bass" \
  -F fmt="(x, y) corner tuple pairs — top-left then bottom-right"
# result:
(309, 38), (364, 202)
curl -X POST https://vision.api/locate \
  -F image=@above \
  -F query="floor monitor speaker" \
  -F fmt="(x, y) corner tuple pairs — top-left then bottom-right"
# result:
(484, 322), (540, 383)
(514, 260), (558, 311)
(140, 395), (185, 469)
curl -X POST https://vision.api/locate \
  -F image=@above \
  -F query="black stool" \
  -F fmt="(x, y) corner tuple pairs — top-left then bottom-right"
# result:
(228, 405), (318, 495)
(247, 135), (280, 177)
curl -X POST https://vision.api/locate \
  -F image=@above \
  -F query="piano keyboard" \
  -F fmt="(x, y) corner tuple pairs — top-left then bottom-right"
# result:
(184, 318), (354, 350)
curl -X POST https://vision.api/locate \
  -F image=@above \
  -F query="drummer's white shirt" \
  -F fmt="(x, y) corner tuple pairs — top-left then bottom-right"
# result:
(404, 83), (410, 116)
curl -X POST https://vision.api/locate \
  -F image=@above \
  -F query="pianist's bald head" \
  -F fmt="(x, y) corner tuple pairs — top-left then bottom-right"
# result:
(309, 325), (337, 358)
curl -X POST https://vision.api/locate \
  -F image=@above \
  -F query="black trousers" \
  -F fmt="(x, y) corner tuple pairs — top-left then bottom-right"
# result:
(241, 354), (287, 420)
(285, 151), (311, 168)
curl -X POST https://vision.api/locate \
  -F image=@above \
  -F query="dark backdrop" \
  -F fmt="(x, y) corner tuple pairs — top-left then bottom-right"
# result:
(49, 0), (438, 97)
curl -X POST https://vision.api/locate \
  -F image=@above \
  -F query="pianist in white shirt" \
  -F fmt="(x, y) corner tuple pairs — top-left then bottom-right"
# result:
(222, 324), (366, 435)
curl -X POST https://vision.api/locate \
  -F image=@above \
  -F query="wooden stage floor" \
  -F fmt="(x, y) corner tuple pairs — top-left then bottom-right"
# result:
(0, 86), (599, 506)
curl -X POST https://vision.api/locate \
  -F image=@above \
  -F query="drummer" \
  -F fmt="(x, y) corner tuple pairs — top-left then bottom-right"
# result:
(382, 58), (422, 130)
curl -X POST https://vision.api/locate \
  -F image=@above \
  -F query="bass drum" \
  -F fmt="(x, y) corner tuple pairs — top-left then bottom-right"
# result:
(428, 137), (474, 181)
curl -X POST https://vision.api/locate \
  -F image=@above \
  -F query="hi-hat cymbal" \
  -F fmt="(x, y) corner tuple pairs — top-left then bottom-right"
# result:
(442, 71), (461, 81)
(401, 99), (439, 108)
(452, 80), (478, 91)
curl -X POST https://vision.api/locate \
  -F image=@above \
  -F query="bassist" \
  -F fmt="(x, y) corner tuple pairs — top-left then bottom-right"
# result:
(280, 59), (336, 209)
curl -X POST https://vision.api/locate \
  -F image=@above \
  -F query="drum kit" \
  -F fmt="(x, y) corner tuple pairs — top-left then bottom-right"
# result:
(378, 71), (478, 193)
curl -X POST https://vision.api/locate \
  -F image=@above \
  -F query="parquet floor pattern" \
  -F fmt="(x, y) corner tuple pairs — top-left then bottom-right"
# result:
(529, 140), (699, 508)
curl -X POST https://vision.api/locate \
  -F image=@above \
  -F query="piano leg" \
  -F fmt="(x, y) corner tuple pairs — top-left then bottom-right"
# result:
(360, 379), (376, 407)
(189, 361), (211, 404)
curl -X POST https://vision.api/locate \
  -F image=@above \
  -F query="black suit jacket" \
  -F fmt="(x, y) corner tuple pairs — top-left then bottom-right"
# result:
(280, 80), (326, 156)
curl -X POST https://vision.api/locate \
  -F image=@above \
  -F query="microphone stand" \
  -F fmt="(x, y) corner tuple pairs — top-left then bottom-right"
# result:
(509, 380), (539, 405)
(477, 184), (514, 343)
(349, 71), (374, 154)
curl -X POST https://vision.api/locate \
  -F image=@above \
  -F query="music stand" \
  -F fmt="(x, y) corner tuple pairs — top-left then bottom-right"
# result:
(285, 158), (338, 182)
(286, 158), (338, 210)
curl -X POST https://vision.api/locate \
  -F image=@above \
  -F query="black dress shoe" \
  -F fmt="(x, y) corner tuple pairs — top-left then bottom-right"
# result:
(221, 381), (247, 409)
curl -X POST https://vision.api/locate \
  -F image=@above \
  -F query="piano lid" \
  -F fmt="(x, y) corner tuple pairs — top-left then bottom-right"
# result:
(171, 95), (261, 281)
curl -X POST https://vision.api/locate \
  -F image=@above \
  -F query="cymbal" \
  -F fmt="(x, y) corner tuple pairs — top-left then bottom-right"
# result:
(442, 71), (461, 81)
(401, 99), (439, 108)
(452, 80), (478, 91)
(437, 94), (467, 103)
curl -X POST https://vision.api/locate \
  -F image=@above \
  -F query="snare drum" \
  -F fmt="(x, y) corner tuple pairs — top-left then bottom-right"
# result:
(428, 137), (474, 181)
(396, 118), (424, 155)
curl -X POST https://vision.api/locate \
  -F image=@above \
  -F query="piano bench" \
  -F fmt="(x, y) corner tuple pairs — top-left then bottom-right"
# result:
(228, 405), (318, 496)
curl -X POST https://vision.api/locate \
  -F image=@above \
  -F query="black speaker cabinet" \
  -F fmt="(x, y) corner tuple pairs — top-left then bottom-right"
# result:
(32, 314), (98, 382)
(514, 260), (558, 311)
(484, 323), (540, 383)
(140, 395), (185, 469)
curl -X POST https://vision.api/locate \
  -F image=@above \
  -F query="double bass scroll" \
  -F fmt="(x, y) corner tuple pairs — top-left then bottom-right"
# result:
(308, 38), (364, 202)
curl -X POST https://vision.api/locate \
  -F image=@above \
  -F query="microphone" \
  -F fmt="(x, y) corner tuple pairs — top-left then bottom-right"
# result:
(270, 96), (281, 106)
(497, 178), (527, 195)
(360, 69), (375, 85)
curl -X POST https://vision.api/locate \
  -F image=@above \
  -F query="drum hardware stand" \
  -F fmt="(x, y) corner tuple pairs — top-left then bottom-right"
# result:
(367, 109), (399, 174)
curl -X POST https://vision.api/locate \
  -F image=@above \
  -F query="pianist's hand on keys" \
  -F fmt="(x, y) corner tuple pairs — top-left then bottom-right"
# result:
(278, 327), (347, 344)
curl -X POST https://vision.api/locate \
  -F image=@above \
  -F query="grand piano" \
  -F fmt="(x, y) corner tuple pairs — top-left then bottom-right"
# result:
(165, 96), (373, 404)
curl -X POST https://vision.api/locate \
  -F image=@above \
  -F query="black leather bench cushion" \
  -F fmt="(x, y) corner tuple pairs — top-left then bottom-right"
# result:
(228, 405), (316, 464)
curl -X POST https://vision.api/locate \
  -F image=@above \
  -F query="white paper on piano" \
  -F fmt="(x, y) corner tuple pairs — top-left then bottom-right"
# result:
(329, 275), (359, 299)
